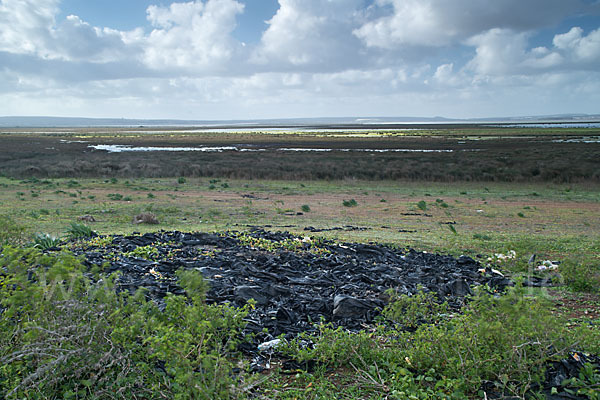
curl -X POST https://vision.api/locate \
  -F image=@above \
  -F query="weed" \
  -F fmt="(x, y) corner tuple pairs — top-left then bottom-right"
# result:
(107, 193), (123, 201)
(417, 200), (427, 211)
(301, 204), (311, 213)
(147, 193), (155, 199)
(518, 212), (526, 218)
(30, 233), (61, 250)
(65, 222), (95, 239)
(343, 199), (358, 207)
(178, 177), (186, 184)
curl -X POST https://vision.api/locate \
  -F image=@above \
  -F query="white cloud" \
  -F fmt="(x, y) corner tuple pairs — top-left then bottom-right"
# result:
(251, 0), (365, 70)
(143, 0), (245, 70)
(553, 27), (600, 62)
(0, 0), (58, 56)
(354, 0), (585, 48)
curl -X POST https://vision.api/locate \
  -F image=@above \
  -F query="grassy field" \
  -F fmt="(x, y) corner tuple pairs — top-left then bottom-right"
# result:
(1, 126), (599, 398)
(2, 176), (598, 259)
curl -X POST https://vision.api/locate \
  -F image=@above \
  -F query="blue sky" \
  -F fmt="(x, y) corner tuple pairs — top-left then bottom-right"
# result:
(1, 0), (600, 120)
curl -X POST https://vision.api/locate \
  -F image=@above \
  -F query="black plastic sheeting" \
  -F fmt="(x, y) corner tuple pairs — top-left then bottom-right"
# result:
(71, 229), (511, 338)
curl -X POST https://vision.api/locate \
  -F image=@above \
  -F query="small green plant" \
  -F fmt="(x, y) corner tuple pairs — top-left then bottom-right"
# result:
(147, 193), (155, 199)
(178, 177), (186, 184)
(30, 233), (61, 250)
(382, 289), (449, 329)
(107, 193), (123, 201)
(123, 196), (132, 202)
(447, 224), (458, 235)
(65, 222), (95, 239)
(221, 182), (229, 188)
(343, 199), (358, 207)
(39, 208), (50, 215)
(301, 204), (311, 212)
(517, 212), (526, 218)
(416, 200), (427, 211)
(125, 245), (160, 260)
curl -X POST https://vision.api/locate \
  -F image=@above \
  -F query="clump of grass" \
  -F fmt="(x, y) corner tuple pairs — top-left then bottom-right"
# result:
(107, 193), (123, 201)
(301, 204), (311, 212)
(517, 212), (526, 218)
(30, 233), (61, 250)
(343, 199), (358, 207)
(147, 193), (155, 199)
(178, 177), (186, 184)
(65, 222), (95, 239)
(416, 200), (427, 211)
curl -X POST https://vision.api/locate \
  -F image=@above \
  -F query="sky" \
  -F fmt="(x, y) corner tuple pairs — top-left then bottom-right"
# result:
(0, 0), (599, 120)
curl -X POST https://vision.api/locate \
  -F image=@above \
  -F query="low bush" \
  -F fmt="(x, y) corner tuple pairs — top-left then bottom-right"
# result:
(279, 284), (599, 398)
(343, 199), (358, 207)
(65, 222), (95, 239)
(0, 247), (250, 399)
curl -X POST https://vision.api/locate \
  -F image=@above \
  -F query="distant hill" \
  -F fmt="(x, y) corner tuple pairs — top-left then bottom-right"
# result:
(0, 114), (599, 127)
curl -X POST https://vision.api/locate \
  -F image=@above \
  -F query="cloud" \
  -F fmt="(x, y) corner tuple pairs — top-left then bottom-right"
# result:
(251, 0), (366, 70)
(0, 0), (59, 56)
(553, 26), (600, 62)
(354, 0), (585, 48)
(143, 0), (245, 70)
(464, 26), (600, 77)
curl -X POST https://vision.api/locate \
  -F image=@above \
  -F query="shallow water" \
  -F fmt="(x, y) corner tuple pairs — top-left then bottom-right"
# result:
(89, 144), (458, 153)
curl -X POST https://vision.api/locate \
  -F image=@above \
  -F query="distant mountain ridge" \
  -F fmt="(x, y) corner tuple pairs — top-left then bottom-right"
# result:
(1, 114), (599, 127)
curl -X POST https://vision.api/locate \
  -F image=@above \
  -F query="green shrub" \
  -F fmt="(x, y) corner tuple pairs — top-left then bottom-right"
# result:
(107, 193), (123, 201)
(65, 222), (95, 239)
(417, 200), (427, 211)
(343, 199), (358, 207)
(301, 204), (311, 213)
(382, 289), (449, 330)
(178, 177), (186, 184)
(398, 284), (573, 397)
(0, 247), (250, 399)
(30, 233), (61, 250)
